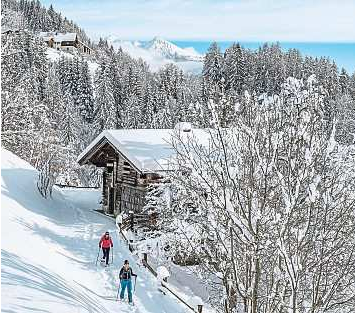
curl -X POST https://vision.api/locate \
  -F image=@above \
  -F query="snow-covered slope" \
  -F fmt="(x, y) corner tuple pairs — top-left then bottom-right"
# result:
(108, 37), (203, 73)
(1, 149), (190, 313)
(45, 48), (99, 77)
(46, 46), (73, 62)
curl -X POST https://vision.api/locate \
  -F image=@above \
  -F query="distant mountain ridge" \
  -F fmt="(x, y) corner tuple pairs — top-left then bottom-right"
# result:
(142, 37), (203, 62)
(106, 36), (204, 72)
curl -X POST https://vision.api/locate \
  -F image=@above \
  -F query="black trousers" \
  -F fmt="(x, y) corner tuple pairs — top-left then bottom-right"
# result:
(102, 247), (110, 265)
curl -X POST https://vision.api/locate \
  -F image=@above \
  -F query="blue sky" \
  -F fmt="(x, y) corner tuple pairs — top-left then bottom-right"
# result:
(42, 0), (355, 42)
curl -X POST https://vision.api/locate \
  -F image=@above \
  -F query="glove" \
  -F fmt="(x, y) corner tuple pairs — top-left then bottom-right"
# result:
(111, 245), (113, 248)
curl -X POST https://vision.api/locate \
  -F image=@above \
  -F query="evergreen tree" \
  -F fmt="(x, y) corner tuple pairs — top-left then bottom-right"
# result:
(93, 60), (116, 131)
(339, 67), (351, 94)
(224, 43), (247, 94)
(77, 58), (94, 122)
(284, 48), (303, 79)
(351, 72), (355, 100)
(202, 42), (224, 100)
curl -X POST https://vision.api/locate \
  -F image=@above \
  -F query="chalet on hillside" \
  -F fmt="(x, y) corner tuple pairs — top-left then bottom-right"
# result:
(77, 126), (208, 216)
(39, 32), (92, 54)
(1, 28), (21, 35)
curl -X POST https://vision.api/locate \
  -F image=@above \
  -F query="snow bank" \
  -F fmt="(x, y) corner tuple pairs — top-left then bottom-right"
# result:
(175, 122), (193, 132)
(190, 295), (204, 306)
(157, 265), (170, 281)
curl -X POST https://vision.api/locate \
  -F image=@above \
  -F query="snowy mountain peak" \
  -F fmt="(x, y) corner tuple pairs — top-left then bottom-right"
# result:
(143, 37), (203, 62)
(107, 36), (203, 73)
(149, 36), (166, 44)
(144, 36), (170, 49)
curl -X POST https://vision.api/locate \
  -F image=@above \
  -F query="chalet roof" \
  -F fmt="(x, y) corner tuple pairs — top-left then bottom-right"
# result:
(39, 32), (77, 43)
(55, 33), (77, 42)
(77, 128), (212, 173)
(1, 27), (20, 34)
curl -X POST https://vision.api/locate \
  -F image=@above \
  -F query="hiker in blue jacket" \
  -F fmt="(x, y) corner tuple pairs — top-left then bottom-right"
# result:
(119, 260), (137, 304)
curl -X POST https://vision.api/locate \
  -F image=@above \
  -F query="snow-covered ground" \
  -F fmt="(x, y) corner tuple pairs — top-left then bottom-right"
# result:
(46, 47), (75, 62)
(0, 149), (197, 313)
(45, 48), (99, 77)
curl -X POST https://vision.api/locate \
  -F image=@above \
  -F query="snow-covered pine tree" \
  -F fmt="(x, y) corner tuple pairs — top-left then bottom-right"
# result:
(284, 48), (303, 79)
(93, 60), (116, 132)
(77, 58), (94, 122)
(139, 83), (155, 128)
(351, 72), (355, 97)
(2, 29), (50, 164)
(333, 94), (355, 144)
(339, 67), (351, 94)
(223, 43), (247, 95)
(202, 42), (224, 100)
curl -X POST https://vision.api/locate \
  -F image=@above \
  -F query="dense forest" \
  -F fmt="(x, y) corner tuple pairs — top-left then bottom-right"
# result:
(2, 0), (355, 189)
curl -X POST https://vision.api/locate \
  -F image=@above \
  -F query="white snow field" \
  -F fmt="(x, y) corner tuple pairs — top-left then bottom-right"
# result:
(1, 148), (191, 313)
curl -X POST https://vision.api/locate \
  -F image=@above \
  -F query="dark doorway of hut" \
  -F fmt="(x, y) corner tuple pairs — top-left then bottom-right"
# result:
(108, 187), (115, 215)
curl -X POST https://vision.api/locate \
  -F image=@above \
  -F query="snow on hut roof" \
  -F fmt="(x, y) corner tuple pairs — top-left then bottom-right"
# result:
(39, 32), (77, 43)
(77, 128), (212, 173)
(54, 33), (77, 42)
(2, 27), (20, 34)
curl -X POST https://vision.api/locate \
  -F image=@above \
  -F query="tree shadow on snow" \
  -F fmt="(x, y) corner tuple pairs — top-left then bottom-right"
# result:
(1, 250), (108, 313)
(1, 167), (116, 270)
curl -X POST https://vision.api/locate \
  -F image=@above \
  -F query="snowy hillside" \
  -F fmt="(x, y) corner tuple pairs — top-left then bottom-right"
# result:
(1, 149), (192, 313)
(108, 36), (203, 73)
(45, 48), (99, 77)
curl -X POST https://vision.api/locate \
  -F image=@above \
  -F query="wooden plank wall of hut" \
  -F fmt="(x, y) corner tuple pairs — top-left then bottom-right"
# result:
(114, 154), (148, 214)
(100, 149), (164, 215)
(120, 185), (146, 213)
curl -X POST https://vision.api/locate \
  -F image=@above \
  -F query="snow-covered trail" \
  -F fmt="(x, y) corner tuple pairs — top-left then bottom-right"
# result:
(1, 149), (189, 313)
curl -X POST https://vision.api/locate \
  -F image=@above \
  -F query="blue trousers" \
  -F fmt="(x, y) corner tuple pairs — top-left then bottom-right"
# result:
(120, 279), (133, 303)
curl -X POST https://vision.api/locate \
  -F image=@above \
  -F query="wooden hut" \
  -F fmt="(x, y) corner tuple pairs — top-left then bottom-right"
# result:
(77, 126), (209, 216)
(77, 129), (178, 215)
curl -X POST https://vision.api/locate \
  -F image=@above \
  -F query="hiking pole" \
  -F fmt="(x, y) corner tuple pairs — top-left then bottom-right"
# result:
(95, 246), (100, 266)
(116, 280), (121, 301)
(111, 247), (114, 265)
(134, 276), (137, 293)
